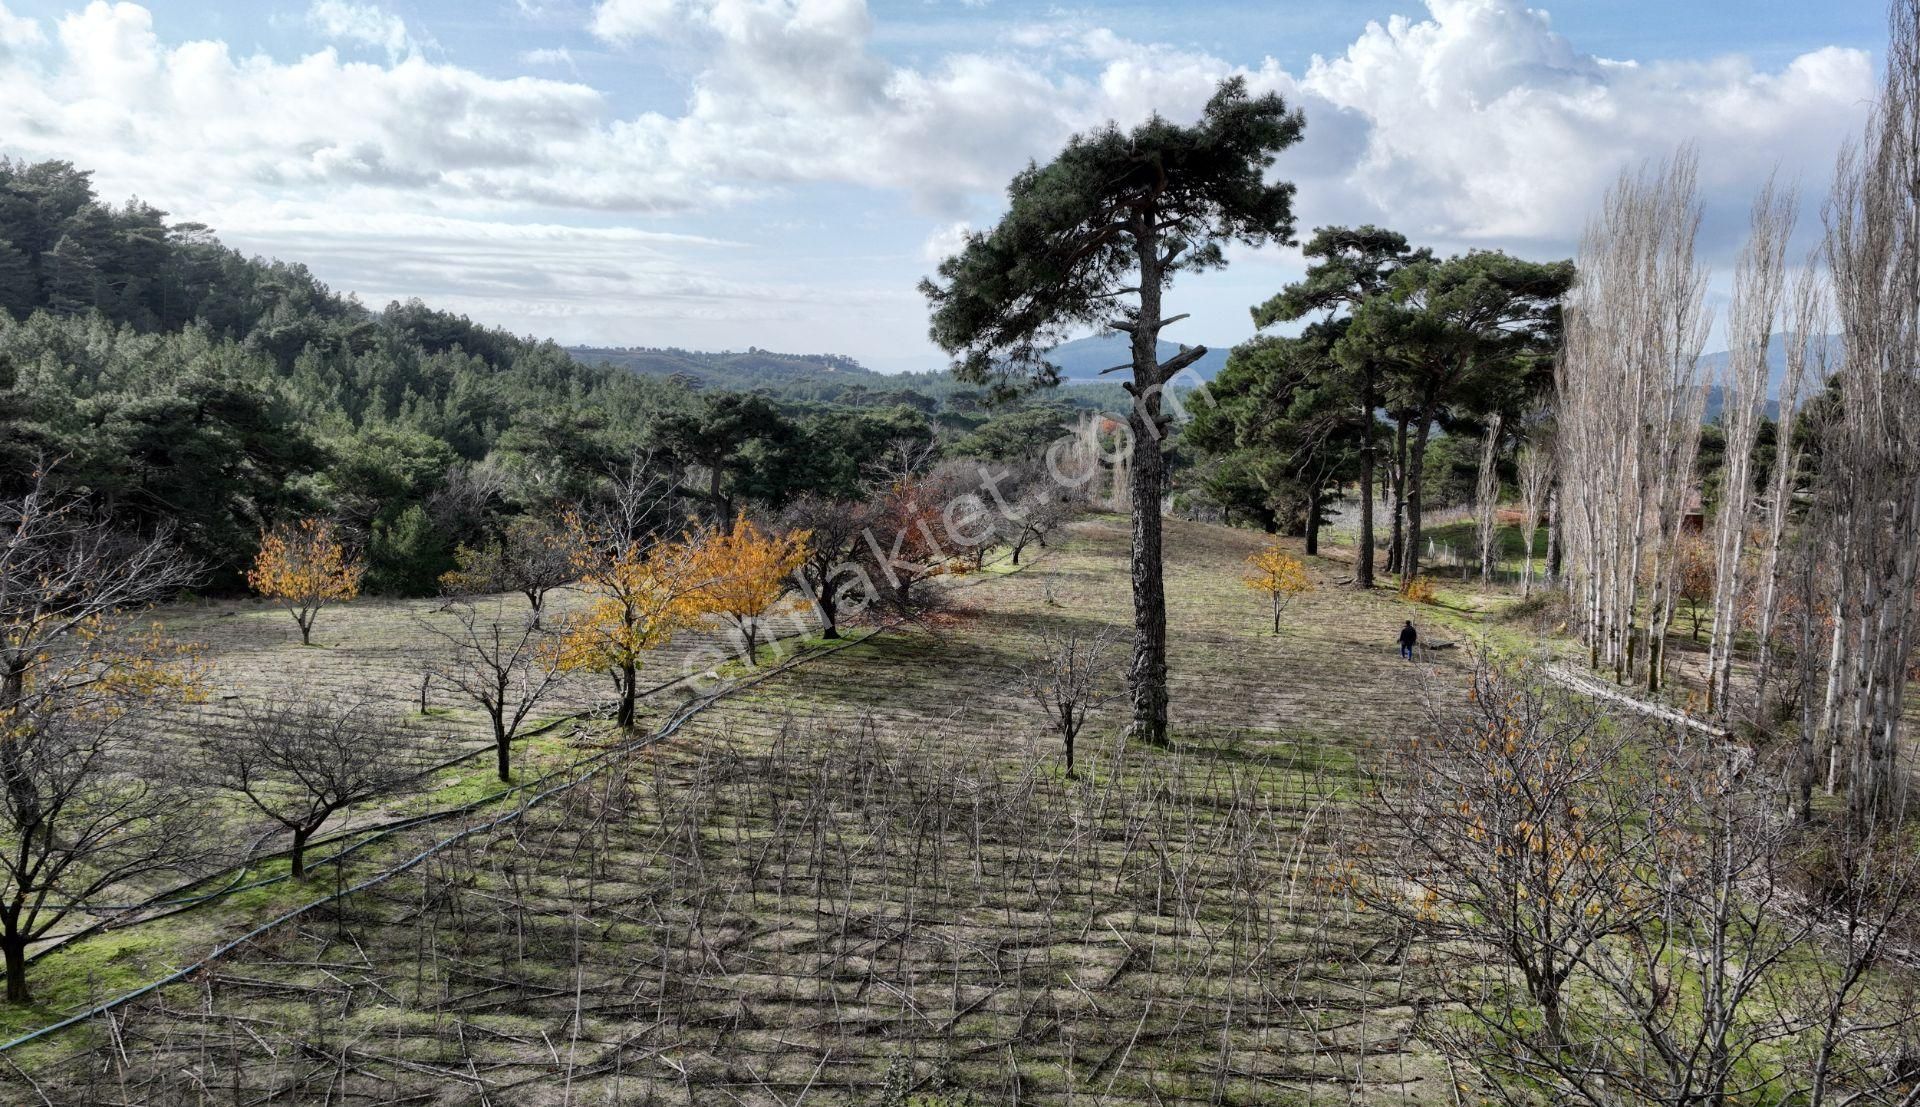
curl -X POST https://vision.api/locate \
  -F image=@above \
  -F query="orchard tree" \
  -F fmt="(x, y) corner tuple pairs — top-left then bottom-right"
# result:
(1, 469), (203, 733)
(780, 493), (873, 639)
(1243, 540), (1313, 635)
(422, 605), (565, 782)
(1251, 226), (1430, 587)
(1018, 625), (1121, 778)
(440, 514), (577, 623)
(923, 77), (1304, 744)
(553, 514), (711, 728)
(202, 699), (415, 878)
(0, 710), (204, 1002)
(687, 516), (810, 664)
(248, 517), (364, 645)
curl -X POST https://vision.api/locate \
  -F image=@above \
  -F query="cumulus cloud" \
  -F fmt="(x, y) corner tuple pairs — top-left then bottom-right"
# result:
(0, 0), (1881, 354)
(0, 2), (42, 54)
(307, 0), (411, 61)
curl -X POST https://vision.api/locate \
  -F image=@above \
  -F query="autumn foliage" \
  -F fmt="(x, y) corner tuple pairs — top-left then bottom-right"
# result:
(1243, 541), (1313, 635)
(248, 518), (364, 645)
(685, 516), (810, 664)
(550, 513), (712, 728)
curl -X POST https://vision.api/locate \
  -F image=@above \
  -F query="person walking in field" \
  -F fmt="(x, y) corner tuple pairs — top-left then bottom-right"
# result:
(1398, 620), (1418, 661)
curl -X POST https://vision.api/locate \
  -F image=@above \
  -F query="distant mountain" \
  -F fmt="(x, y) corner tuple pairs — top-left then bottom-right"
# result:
(1700, 333), (1841, 420)
(568, 345), (892, 389)
(1045, 333), (1230, 383)
(1699, 333), (1841, 399)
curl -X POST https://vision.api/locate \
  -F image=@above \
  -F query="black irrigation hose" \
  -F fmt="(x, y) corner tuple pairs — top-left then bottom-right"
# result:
(0, 626), (889, 1055)
(25, 631), (814, 944)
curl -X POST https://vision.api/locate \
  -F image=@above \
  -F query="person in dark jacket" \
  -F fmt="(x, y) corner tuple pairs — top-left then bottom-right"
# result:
(1398, 620), (1417, 660)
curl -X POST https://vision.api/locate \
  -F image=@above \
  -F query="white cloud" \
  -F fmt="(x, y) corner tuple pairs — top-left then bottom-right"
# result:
(307, 0), (410, 61)
(589, 0), (685, 42)
(0, 2), (42, 54)
(0, 0), (1881, 356)
(519, 45), (574, 66)
(920, 221), (971, 263)
(1286, 4), (1873, 241)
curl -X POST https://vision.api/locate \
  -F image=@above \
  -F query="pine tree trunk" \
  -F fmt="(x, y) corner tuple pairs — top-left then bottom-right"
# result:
(1127, 401), (1170, 746)
(1355, 378), (1376, 587)
(1404, 399), (1436, 589)
(1304, 485), (1321, 557)
(1127, 223), (1172, 748)
(1387, 416), (1409, 575)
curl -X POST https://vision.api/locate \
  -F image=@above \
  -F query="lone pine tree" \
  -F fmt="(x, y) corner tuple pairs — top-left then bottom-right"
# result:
(922, 77), (1304, 744)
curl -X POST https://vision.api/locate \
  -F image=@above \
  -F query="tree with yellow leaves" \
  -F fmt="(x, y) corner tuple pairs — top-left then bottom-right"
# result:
(685, 517), (810, 665)
(248, 518), (364, 645)
(1243, 541), (1312, 635)
(551, 514), (712, 728)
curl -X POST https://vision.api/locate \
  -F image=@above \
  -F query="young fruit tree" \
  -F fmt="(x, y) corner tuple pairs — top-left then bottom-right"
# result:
(248, 517), (364, 645)
(201, 698), (416, 879)
(1017, 625), (1120, 778)
(1243, 541), (1312, 635)
(0, 709), (205, 1003)
(553, 513), (712, 728)
(686, 516), (810, 665)
(439, 514), (578, 624)
(422, 604), (566, 782)
(779, 494), (873, 640)
(922, 77), (1304, 744)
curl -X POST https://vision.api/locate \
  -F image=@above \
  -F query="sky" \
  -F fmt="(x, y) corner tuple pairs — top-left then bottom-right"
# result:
(0, 0), (1895, 370)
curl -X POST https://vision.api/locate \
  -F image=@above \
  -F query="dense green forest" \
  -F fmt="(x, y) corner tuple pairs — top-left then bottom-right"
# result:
(0, 158), (1097, 592)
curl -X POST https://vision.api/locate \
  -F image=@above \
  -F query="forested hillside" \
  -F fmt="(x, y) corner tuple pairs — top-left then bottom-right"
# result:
(0, 158), (1093, 590)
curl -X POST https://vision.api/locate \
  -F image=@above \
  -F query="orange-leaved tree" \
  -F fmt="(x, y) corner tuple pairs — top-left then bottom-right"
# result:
(685, 517), (810, 665)
(551, 513), (713, 728)
(1243, 541), (1312, 635)
(248, 518), (364, 645)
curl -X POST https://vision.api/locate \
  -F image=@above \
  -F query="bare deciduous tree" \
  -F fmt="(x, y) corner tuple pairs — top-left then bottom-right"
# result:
(423, 605), (566, 783)
(1815, 0), (1920, 829)
(780, 494), (874, 640)
(1516, 437), (1555, 599)
(0, 710), (204, 1003)
(1557, 151), (1711, 691)
(1017, 625), (1120, 778)
(1473, 414), (1504, 583)
(1, 467), (202, 730)
(442, 514), (579, 624)
(1706, 180), (1796, 717)
(202, 698), (415, 880)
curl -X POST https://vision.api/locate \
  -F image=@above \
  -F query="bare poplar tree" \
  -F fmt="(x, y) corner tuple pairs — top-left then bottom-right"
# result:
(1705, 181), (1796, 717)
(1017, 625), (1120, 778)
(422, 605), (566, 783)
(1557, 151), (1711, 691)
(1752, 269), (1826, 734)
(1817, 0), (1920, 828)
(202, 698), (415, 880)
(1473, 413), (1503, 583)
(1515, 437), (1555, 598)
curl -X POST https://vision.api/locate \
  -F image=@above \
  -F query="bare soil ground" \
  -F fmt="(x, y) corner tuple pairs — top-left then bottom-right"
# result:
(5, 516), (1473, 1105)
